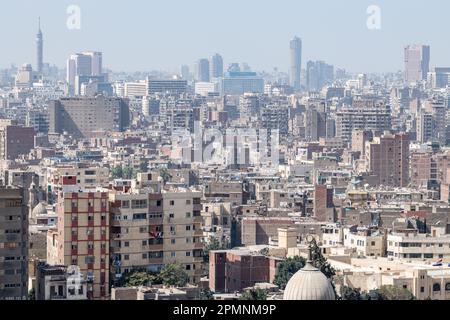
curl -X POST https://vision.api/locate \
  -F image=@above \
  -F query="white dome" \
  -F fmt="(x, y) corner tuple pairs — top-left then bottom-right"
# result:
(283, 263), (336, 300)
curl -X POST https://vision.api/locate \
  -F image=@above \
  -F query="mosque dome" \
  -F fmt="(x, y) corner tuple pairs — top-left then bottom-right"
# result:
(32, 202), (48, 216)
(283, 262), (336, 301)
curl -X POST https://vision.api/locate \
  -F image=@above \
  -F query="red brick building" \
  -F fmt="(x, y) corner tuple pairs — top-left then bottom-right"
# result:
(209, 250), (280, 293)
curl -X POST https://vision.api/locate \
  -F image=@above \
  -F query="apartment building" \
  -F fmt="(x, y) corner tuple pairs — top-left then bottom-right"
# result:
(0, 122), (35, 161)
(0, 187), (28, 300)
(109, 190), (164, 278)
(343, 227), (386, 257)
(365, 132), (410, 187)
(387, 228), (450, 261)
(46, 164), (110, 203)
(162, 189), (204, 284)
(52, 190), (110, 299)
(202, 202), (232, 246)
(48, 96), (130, 138)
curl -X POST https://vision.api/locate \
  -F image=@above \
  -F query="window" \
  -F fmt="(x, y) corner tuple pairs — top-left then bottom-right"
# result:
(186, 225), (191, 231)
(371, 241), (376, 246)
(170, 200), (175, 206)
(142, 240), (147, 246)
(186, 264), (191, 270)
(420, 287), (425, 293)
(122, 201), (130, 208)
(142, 253), (148, 259)
(171, 239), (176, 244)
(186, 200), (191, 205)
(186, 251), (191, 257)
(433, 283), (441, 292)
(185, 212), (191, 218)
(85, 256), (95, 264)
(124, 255), (129, 260)
(131, 200), (147, 209)
(445, 283), (450, 291)
(169, 213), (175, 219)
(133, 213), (147, 220)
(124, 242), (130, 247)
(424, 254), (434, 259)
(140, 227), (148, 233)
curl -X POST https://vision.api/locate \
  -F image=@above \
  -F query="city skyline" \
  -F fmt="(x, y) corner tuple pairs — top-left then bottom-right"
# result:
(1, 0), (450, 73)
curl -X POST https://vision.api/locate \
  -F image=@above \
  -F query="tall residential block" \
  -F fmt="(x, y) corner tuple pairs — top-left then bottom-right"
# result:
(51, 190), (110, 299)
(0, 187), (28, 300)
(290, 36), (302, 91)
(48, 96), (130, 138)
(365, 133), (410, 187)
(405, 45), (430, 84)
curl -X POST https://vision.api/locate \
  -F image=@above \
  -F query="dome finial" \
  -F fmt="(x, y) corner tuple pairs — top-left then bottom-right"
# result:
(306, 234), (315, 264)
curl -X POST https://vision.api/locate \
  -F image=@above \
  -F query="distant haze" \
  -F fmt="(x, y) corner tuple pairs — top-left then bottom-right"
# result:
(1, 0), (449, 73)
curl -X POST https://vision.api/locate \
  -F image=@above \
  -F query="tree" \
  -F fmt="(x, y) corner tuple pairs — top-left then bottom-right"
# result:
(273, 256), (306, 290)
(340, 286), (362, 300)
(119, 270), (160, 287)
(159, 264), (189, 287)
(111, 166), (123, 179)
(160, 168), (172, 184)
(240, 288), (268, 301)
(200, 289), (214, 300)
(123, 166), (134, 179)
(376, 285), (415, 300)
(139, 161), (148, 173)
(309, 238), (336, 279)
(203, 237), (226, 263)
(28, 287), (35, 300)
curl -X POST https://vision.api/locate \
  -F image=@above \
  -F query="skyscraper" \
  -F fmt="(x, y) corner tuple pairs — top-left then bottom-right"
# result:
(404, 44), (430, 84)
(83, 51), (103, 76)
(306, 60), (334, 91)
(195, 58), (210, 82)
(290, 36), (302, 91)
(66, 52), (104, 95)
(210, 53), (224, 79)
(36, 17), (43, 74)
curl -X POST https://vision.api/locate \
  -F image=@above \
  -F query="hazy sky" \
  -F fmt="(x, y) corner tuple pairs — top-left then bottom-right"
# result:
(1, 0), (449, 73)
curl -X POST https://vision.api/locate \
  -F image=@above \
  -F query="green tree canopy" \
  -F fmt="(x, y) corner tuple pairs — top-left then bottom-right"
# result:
(273, 256), (306, 290)
(203, 237), (227, 263)
(119, 271), (160, 287)
(111, 166), (124, 179)
(340, 286), (363, 300)
(375, 285), (415, 300)
(239, 288), (268, 301)
(159, 264), (189, 287)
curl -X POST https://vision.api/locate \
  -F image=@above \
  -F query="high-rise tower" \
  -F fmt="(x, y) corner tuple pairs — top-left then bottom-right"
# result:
(290, 36), (302, 92)
(404, 44), (430, 84)
(36, 17), (43, 74)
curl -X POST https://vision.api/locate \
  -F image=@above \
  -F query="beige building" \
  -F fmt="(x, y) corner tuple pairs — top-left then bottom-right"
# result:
(0, 187), (29, 300)
(162, 188), (204, 284)
(48, 96), (130, 138)
(330, 256), (450, 300)
(387, 228), (450, 262)
(365, 132), (410, 187)
(51, 190), (110, 299)
(109, 189), (164, 277)
(343, 228), (386, 257)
